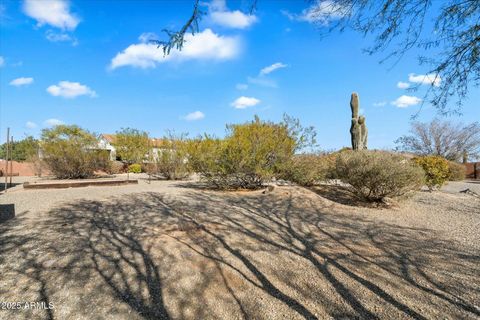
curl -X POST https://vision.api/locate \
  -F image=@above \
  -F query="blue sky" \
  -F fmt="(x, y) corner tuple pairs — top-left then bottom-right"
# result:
(1, 0), (479, 150)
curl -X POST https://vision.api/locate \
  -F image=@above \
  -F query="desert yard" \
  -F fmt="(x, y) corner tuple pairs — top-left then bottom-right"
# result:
(0, 176), (479, 319)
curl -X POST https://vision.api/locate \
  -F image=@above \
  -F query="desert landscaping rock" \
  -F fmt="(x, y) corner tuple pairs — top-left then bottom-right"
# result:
(0, 177), (479, 319)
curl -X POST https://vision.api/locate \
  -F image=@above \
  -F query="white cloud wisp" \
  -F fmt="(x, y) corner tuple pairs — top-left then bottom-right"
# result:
(10, 77), (34, 86)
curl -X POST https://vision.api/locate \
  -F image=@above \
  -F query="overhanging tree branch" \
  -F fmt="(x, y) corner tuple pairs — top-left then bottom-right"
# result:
(150, 0), (204, 55)
(155, 0), (479, 114)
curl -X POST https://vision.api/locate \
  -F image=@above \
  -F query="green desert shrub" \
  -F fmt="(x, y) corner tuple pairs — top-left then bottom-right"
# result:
(281, 154), (330, 186)
(286, 148), (351, 183)
(447, 161), (466, 181)
(186, 135), (226, 185)
(41, 125), (105, 179)
(128, 163), (142, 173)
(188, 115), (314, 190)
(413, 156), (450, 190)
(153, 132), (191, 180)
(335, 150), (425, 202)
(323, 148), (353, 179)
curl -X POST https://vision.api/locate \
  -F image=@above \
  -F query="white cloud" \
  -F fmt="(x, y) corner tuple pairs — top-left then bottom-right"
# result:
(47, 81), (97, 98)
(110, 29), (240, 69)
(373, 101), (387, 107)
(391, 95), (422, 108)
(183, 111), (205, 121)
(45, 30), (78, 45)
(9, 77), (34, 86)
(236, 83), (248, 90)
(23, 0), (79, 30)
(44, 118), (64, 127)
(231, 96), (260, 109)
(211, 11), (257, 29)
(260, 62), (287, 76)
(25, 121), (37, 129)
(209, 0), (257, 29)
(282, 0), (349, 25)
(408, 73), (441, 87)
(397, 81), (410, 89)
(0, 56), (4, 67)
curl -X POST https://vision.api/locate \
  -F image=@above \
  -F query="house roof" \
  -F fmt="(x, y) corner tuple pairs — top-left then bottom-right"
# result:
(101, 134), (116, 144)
(101, 134), (167, 148)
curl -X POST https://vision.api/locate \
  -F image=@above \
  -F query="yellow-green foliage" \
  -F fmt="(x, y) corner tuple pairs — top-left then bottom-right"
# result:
(154, 132), (191, 180)
(336, 150), (425, 202)
(413, 156), (450, 190)
(447, 161), (466, 181)
(41, 125), (107, 179)
(187, 116), (297, 189)
(128, 163), (142, 173)
(281, 154), (331, 186)
(323, 148), (352, 179)
(225, 117), (295, 180)
(114, 128), (150, 164)
(186, 135), (225, 183)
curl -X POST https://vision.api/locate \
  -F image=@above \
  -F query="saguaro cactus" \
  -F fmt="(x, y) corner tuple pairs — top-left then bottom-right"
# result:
(349, 92), (368, 150)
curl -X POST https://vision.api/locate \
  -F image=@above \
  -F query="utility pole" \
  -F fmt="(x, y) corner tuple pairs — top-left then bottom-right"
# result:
(4, 128), (9, 192)
(9, 136), (13, 187)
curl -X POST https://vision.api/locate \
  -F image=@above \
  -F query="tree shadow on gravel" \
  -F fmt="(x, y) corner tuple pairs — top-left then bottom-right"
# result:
(161, 187), (479, 319)
(0, 210), (56, 320)
(0, 186), (479, 319)
(41, 198), (174, 320)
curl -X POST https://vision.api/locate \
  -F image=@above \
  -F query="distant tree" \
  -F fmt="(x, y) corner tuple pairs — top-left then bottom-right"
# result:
(281, 113), (317, 153)
(154, 0), (479, 114)
(41, 125), (107, 179)
(152, 131), (191, 180)
(114, 128), (150, 164)
(395, 119), (480, 161)
(0, 136), (38, 161)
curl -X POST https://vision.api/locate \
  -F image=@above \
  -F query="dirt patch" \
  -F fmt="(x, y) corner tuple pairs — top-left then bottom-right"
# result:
(0, 182), (478, 319)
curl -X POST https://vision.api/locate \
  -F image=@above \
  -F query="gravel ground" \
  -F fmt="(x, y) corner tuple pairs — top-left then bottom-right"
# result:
(441, 180), (480, 195)
(0, 176), (479, 319)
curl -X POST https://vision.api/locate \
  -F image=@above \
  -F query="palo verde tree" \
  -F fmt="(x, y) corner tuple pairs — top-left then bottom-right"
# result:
(150, 0), (479, 115)
(153, 130), (191, 180)
(41, 125), (107, 179)
(187, 114), (316, 189)
(114, 128), (150, 164)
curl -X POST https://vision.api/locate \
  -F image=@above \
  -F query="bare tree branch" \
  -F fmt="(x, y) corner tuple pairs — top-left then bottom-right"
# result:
(157, 0), (479, 114)
(395, 119), (480, 161)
